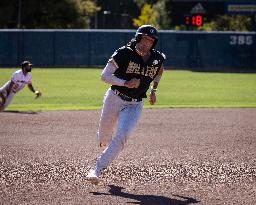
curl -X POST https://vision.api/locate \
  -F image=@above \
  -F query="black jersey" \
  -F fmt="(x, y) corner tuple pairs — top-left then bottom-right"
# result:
(110, 45), (165, 99)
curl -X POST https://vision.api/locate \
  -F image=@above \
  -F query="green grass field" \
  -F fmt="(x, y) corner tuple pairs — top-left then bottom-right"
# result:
(0, 68), (256, 111)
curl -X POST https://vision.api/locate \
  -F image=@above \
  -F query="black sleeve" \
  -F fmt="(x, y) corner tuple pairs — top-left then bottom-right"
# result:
(160, 52), (166, 65)
(110, 47), (129, 69)
(157, 52), (166, 68)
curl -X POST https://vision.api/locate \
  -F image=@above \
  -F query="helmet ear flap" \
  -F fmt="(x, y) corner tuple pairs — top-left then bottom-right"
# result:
(135, 34), (142, 43)
(152, 39), (158, 48)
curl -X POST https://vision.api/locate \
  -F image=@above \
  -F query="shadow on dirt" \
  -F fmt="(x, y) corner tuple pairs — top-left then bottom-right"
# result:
(2, 110), (38, 114)
(90, 185), (200, 205)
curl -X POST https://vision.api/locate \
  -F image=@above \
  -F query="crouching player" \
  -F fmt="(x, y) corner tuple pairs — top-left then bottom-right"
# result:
(0, 61), (42, 111)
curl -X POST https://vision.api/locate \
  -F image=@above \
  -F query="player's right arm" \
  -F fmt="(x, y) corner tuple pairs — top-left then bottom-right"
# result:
(101, 61), (140, 88)
(101, 61), (126, 86)
(101, 47), (140, 88)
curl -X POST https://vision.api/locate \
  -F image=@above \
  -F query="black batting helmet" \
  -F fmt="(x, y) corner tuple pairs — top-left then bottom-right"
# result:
(135, 25), (158, 48)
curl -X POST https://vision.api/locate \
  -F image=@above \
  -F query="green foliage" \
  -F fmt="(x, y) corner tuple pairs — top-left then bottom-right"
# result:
(133, 0), (147, 8)
(0, 0), (18, 28)
(1, 69), (256, 111)
(133, 4), (158, 27)
(0, 0), (253, 30)
(74, 0), (101, 28)
(133, 0), (171, 29)
(0, 0), (100, 29)
(200, 15), (252, 31)
(153, 0), (171, 29)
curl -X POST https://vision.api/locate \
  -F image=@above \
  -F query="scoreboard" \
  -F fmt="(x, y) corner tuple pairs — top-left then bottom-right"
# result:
(184, 14), (204, 27)
(172, 0), (226, 27)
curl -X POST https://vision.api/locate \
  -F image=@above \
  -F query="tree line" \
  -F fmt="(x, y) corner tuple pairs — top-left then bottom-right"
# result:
(0, 0), (254, 31)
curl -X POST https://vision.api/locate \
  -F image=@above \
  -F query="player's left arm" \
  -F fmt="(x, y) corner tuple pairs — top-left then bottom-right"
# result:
(27, 83), (42, 99)
(149, 66), (164, 105)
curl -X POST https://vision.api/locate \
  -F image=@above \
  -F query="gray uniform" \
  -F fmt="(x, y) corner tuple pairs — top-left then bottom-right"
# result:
(0, 69), (32, 110)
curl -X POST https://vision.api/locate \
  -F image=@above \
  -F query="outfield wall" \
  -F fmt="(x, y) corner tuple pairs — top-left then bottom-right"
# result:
(0, 29), (255, 72)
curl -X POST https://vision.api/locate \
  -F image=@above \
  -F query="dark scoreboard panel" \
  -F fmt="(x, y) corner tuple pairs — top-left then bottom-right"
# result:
(172, 1), (226, 27)
(184, 15), (204, 27)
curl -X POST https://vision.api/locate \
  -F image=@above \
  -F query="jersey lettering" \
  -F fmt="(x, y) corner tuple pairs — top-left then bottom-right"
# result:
(10, 69), (32, 93)
(12, 84), (20, 92)
(126, 61), (158, 79)
(126, 61), (140, 74)
(145, 66), (158, 78)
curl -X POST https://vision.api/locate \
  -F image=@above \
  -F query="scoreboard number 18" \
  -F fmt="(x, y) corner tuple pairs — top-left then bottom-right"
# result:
(185, 15), (204, 27)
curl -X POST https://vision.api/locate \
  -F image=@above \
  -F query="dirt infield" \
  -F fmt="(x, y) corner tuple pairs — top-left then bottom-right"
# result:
(0, 108), (255, 205)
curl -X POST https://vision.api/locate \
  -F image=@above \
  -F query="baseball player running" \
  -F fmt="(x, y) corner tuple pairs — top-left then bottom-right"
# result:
(86, 25), (166, 185)
(0, 61), (42, 111)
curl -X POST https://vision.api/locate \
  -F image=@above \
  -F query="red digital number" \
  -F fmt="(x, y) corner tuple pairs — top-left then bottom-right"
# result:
(186, 15), (203, 27)
(185, 16), (190, 25)
(192, 16), (196, 25)
(195, 15), (203, 26)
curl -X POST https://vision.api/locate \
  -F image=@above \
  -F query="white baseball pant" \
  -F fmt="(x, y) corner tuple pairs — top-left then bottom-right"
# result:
(95, 88), (143, 174)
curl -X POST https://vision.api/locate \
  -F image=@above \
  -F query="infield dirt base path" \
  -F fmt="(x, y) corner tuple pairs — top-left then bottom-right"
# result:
(0, 108), (255, 205)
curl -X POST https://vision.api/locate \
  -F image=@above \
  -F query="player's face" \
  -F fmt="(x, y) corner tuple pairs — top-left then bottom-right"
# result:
(136, 35), (155, 55)
(25, 65), (32, 72)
